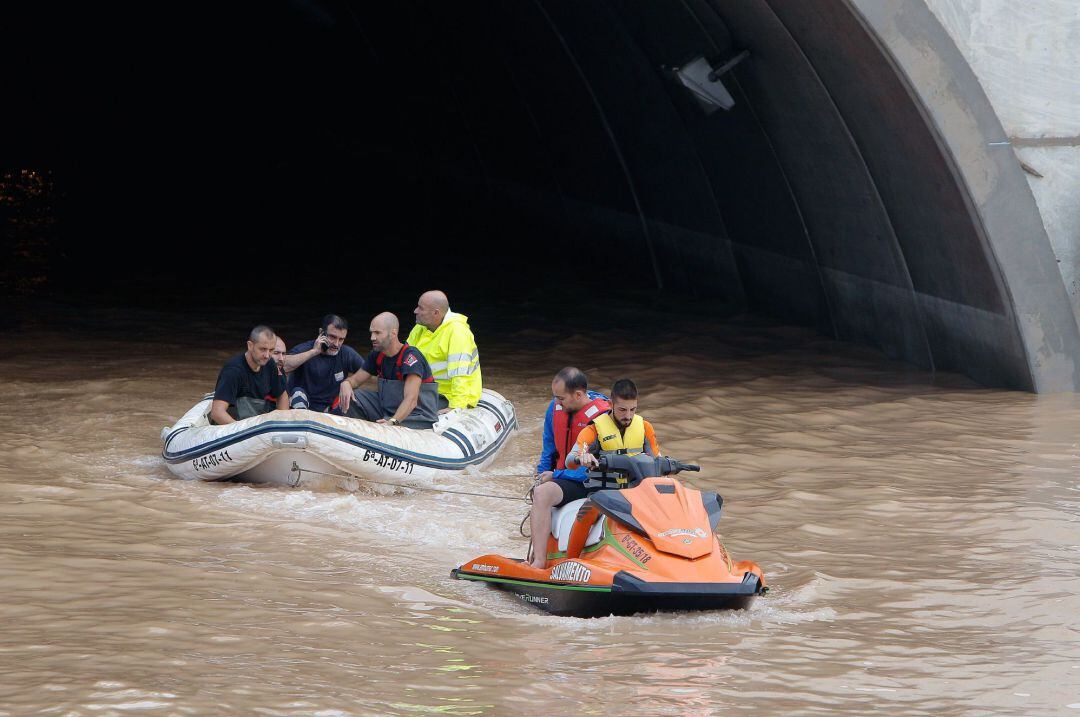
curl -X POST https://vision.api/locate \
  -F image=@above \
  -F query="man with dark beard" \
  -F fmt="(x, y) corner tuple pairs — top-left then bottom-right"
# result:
(271, 336), (287, 378)
(566, 378), (661, 470)
(284, 314), (364, 414)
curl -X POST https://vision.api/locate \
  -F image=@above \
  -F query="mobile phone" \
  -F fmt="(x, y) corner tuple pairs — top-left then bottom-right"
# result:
(318, 328), (328, 352)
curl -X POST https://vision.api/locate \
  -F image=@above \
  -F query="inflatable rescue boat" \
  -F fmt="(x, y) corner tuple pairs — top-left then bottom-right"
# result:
(161, 389), (515, 488)
(452, 454), (766, 617)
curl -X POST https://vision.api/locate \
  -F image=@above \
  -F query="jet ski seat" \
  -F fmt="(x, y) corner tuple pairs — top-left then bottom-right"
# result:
(550, 498), (605, 552)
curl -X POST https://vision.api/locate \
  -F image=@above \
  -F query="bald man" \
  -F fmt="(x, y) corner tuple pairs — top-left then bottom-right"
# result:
(337, 312), (439, 429)
(408, 290), (482, 411)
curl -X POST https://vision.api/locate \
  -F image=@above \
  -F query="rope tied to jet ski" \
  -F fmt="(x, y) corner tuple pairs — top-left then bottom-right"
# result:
(290, 463), (529, 501)
(518, 465), (626, 539)
(519, 454), (707, 540)
(520, 475), (544, 539)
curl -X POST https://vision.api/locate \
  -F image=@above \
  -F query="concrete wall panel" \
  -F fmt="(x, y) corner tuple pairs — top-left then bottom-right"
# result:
(923, 0), (1080, 329)
(853, 0), (1080, 390)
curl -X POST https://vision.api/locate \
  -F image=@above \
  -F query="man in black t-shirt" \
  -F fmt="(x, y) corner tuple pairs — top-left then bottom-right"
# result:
(337, 312), (439, 429)
(210, 325), (289, 425)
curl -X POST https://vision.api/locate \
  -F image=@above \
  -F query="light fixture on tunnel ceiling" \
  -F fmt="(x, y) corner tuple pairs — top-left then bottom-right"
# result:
(673, 50), (749, 114)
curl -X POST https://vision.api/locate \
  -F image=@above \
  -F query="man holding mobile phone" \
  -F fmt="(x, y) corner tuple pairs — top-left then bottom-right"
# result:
(282, 314), (364, 413)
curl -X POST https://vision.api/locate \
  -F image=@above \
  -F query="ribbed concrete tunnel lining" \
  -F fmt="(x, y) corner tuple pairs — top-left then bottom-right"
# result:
(7, 0), (1078, 391)
(715, 0), (937, 373)
(530, 0), (666, 292)
(319, 0), (1077, 389)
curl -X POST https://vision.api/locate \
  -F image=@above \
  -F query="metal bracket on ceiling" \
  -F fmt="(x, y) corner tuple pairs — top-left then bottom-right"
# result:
(673, 50), (750, 114)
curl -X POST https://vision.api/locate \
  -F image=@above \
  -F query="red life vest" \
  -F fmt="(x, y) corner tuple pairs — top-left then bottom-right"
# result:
(330, 343), (435, 411)
(375, 343), (435, 383)
(551, 396), (611, 469)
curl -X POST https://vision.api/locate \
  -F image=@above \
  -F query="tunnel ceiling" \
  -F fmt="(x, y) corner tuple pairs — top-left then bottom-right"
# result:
(10, 0), (1080, 391)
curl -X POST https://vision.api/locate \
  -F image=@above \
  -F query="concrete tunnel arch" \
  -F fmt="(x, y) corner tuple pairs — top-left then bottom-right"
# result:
(267, 0), (1080, 391)
(49, 0), (1072, 392)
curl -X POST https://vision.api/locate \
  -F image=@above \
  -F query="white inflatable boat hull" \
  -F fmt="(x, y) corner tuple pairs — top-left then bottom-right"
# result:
(160, 389), (516, 488)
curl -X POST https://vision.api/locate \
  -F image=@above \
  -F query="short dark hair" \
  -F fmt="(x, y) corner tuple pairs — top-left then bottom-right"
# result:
(554, 366), (588, 392)
(249, 325), (276, 343)
(321, 314), (348, 333)
(611, 378), (638, 401)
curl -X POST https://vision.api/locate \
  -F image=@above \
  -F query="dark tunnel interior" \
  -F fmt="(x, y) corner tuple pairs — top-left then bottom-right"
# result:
(6, 0), (1077, 390)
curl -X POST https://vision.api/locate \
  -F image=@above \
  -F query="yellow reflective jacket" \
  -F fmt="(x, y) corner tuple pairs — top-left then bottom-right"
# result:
(406, 311), (482, 409)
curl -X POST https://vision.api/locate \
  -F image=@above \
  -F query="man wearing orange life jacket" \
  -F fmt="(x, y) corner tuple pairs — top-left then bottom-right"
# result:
(529, 367), (611, 569)
(566, 378), (661, 471)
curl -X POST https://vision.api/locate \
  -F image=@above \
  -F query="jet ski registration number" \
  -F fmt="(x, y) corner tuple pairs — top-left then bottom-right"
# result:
(361, 449), (415, 474)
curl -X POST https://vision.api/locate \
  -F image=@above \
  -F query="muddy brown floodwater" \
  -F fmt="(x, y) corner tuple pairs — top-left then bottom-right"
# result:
(1, 299), (1078, 716)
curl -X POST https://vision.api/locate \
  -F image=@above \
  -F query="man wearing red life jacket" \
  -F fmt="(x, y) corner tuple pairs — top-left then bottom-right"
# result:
(529, 367), (611, 569)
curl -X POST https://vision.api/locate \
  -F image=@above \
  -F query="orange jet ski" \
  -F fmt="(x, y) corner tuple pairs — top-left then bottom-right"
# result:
(452, 454), (766, 617)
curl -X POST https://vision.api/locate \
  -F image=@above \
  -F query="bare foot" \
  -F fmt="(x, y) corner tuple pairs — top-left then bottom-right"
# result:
(529, 561), (547, 570)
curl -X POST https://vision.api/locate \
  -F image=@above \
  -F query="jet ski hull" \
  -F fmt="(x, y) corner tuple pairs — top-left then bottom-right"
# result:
(452, 473), (766, 618)
(451, 567), (763, 618)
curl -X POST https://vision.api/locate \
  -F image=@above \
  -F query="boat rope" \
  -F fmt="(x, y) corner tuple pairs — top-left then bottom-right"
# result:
(519, 477), (542, 539)
(291, 463), (528, 502)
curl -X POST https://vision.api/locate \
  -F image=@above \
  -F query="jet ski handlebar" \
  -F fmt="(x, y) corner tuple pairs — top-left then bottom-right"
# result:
(595, 453), (700, 481)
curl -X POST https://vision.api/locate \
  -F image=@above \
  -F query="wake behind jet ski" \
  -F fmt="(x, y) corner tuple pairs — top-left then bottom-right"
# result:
(452, 453), (766, 618)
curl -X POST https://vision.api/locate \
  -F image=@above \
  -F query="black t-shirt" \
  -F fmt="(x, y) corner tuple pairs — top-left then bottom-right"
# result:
(214, 353), (286, 407)
(362, 345), (433, 382)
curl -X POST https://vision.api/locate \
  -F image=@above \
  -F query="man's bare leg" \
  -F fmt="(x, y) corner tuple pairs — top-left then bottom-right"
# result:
(529, 481), (563, 569)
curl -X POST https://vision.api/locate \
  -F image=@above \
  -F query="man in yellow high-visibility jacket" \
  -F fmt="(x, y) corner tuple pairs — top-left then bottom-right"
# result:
(407, 290), (482, 411)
